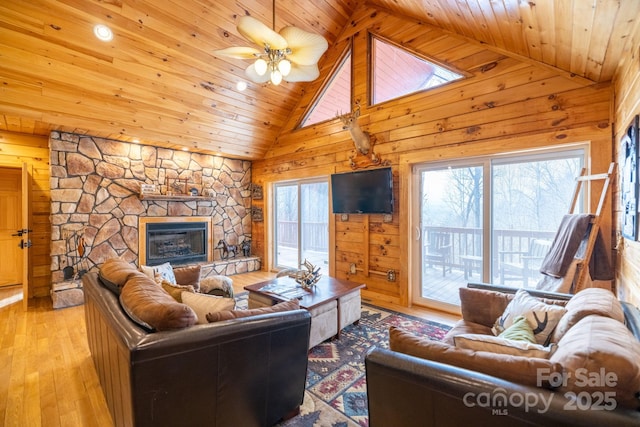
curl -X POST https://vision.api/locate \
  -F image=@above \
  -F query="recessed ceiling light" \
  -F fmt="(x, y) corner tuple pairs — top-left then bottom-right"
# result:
(236, 81), (247, 91)
(93, 24), (113, 42)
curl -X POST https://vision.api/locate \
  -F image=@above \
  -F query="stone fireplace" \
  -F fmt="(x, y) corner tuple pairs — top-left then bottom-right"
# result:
(49, 132), (258, 283)
(139, 217), (213, 266)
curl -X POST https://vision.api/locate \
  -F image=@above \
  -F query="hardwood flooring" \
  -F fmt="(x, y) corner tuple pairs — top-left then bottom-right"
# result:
(0, 271), (459, 426)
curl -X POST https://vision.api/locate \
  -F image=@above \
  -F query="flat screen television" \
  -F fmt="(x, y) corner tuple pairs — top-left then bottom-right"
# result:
(330, 167), (394, 214)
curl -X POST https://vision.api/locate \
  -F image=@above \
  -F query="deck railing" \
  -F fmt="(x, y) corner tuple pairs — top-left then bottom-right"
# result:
(276, 221), (328, 252)
(423, 225), (556, 269)
(276, 220), (555, 269)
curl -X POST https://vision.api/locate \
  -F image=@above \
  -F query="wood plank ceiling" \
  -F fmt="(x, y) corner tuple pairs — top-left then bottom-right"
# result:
(0, 0), (638, 160)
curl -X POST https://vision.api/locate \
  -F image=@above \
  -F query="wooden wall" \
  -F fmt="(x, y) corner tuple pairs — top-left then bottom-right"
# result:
(613, 18), (640, 306)
(0, 131), (51, 298)
(252, 5), (614, 307)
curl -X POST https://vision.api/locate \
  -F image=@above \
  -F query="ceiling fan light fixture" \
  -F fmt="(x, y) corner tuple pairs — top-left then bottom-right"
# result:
(214, 1), (327, 87)
(254, 58), (268, 76)
(278, 59), (291, 76)
(270, 70), (283, 85)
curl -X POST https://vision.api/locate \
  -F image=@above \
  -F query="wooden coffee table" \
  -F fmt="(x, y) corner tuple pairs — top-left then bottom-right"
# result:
(244, 276), (365, 347)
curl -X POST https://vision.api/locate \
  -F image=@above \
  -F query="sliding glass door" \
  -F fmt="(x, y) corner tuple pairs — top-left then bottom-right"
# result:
(413, 147), (585, 309)
(274, 178), (329, 274)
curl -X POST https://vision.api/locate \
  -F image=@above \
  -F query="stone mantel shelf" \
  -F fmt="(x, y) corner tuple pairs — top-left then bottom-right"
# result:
(138, 193), (215, 202)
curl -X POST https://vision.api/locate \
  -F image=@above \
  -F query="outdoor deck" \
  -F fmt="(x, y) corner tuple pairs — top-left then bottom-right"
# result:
(276, 246), (498, 307)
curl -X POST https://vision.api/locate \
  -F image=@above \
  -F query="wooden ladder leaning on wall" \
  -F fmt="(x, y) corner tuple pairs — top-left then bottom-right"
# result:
(569, 161), (616, 293)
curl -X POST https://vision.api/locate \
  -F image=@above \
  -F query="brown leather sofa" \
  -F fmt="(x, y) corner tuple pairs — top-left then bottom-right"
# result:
(83, 271), (311, 427)
(365, 283), (640, 426)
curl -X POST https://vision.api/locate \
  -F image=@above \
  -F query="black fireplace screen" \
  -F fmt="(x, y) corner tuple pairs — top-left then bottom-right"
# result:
(145, 222), (208, 266)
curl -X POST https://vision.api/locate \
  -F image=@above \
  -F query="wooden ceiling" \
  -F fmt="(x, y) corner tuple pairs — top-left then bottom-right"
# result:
(1, 0), (638, 160)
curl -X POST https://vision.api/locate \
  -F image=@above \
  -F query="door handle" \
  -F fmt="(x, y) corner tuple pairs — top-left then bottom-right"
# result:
(12, 229), (32, 237)
(19, 239), (32, 249)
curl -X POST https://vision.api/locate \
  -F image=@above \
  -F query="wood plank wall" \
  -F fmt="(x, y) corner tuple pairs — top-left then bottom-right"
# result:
(0, 132), (51, 298)
(252, 5), (614, 307)
(613, 18), (640, 306)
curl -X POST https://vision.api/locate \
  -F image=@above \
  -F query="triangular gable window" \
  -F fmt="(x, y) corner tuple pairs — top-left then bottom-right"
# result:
(299, 51), (351, 128)
(371, 36), (463, 105)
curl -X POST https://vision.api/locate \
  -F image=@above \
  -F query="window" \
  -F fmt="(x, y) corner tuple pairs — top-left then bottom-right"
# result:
(413, 147), (585, 309)
(274, 178), (329, 274)
(371, 35), (463, 105)
(299, 51), (351, 128)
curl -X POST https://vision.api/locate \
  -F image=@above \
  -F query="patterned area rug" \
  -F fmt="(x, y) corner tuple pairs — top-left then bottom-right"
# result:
(236, 294), (452, 426)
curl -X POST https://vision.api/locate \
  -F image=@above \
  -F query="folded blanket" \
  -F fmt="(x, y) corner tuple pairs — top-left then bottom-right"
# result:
(539, 214), (613, 281)
(539, 214), (592, 278)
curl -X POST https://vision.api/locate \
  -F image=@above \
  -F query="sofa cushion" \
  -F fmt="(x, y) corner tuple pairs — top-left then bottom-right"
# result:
(140, 262), (176, 284)
(389, 326), (562, 387)
(173, 265), (202, 291)
(550, 287), (625, 343)
(206, 299), (300, 323)
(98, 257), (138, 294)
(442, 320), (492, 346)
(120, 272), (197, 331)
(161, 280), (196, 302)
(550, 315), (640, 409)
(492, 289), (566, 345)
(453, 333), (552, 359)
(181, 291), (236, 324)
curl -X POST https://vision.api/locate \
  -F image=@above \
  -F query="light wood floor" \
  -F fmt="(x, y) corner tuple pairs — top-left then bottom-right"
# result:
(0, 271), (459, 426)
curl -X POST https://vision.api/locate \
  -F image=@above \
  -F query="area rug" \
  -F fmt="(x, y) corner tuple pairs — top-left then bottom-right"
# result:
(235, 294), (452, 427)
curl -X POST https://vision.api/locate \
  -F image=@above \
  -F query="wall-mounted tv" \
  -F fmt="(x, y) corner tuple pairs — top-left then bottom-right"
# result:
(330, 167), (394, 214)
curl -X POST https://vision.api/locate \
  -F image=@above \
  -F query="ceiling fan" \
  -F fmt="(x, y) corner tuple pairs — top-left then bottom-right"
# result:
(214, 1), (328, 86)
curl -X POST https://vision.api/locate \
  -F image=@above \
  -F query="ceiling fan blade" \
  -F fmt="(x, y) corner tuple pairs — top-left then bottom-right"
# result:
(245, 63), (271, 83)
(213, 46), (261, 59)
(238, 16), (288, 50)
(283, 63), (320, 82)
(279, 26), (328, 65)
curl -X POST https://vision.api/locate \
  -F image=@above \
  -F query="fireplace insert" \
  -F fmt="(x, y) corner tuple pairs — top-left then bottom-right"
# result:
(145, 221), (208, 266)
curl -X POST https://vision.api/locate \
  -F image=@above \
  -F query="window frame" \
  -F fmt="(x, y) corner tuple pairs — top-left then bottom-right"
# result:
(368, 32), (468, 108)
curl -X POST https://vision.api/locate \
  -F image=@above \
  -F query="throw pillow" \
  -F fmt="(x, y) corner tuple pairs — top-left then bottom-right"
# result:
(173, 265), (202, 291)
(98, 257), (138, 294)
(453, 333), (552, 359)
(140, 262), (176, 284)
(161, 280), (196, 302)
(492, 289), (566, 345)
(119, 272), (197, 331)
(389, 326), (563, 388)
(206, 299), (300, 323)
(181, 291), (236, 324)
(550, 287), (624, 343)
(498, 315), (536, 343)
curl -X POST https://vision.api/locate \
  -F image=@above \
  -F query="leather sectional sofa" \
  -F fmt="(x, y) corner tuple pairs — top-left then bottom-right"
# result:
(365, 283), (640, 426)
(83, 269), (311, 427)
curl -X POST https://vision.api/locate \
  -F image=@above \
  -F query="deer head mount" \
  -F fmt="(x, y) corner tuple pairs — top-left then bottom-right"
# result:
(336, 102), (381, 169)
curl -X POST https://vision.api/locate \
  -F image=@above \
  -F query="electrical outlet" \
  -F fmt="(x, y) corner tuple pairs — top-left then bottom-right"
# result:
(349, 263), (357, 274)
(387, 270), (396, 281)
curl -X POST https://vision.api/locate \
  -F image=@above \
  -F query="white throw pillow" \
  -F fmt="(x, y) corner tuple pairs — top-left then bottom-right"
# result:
(454, 334), (553, 359)
(492, 289), (566, 345)
(140, 262), (176, 285)
(181, 291), (236, 324)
